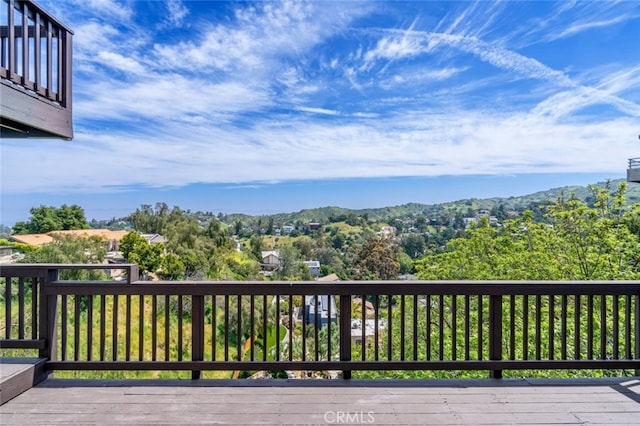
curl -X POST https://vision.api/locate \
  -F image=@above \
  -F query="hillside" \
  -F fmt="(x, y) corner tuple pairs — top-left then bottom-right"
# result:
(220, 178), (636, 225)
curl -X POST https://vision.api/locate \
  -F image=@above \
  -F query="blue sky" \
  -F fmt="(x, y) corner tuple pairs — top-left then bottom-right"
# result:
(1, 0), (639, 226)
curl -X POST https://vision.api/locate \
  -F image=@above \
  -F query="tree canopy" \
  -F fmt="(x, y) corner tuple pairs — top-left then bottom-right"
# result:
(12, 204), (90, 234)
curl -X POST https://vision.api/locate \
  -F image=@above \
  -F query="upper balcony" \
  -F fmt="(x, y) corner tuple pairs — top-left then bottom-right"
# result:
(628, 158), (640, 183)
(0, 0), (73, 140)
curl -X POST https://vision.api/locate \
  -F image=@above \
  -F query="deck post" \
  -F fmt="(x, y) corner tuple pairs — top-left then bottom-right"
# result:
(191, 295), (205, 380)
(39, 268), (59, 364)
(339, 295), (352, 379)
(489, 294), (503, 379)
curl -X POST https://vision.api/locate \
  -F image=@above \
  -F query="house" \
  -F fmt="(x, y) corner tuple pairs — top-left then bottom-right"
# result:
(9, 234), (54, 246)
(282, 225), (294, 234)
(351, 318), (387, 346)
(140, 234), (167, 245)
(304, 295), (337, 329)
(261, 251), (280, 272)
(308, 222), (321, 231)
(380, 226), (396, 237)
(304, 260), (321, 276)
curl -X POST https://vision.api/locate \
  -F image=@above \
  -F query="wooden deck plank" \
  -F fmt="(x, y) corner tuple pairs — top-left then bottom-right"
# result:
(1, 378), (638, 425)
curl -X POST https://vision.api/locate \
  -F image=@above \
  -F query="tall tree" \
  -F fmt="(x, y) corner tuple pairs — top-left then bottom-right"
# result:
(13, 204), (90, 234)
(351, 237), (400, 280)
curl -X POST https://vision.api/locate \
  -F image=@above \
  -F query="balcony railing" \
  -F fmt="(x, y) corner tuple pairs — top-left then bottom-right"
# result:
(628, 158), (640, 183)
(0, 0), (73, 139)
(1, 264), (639, 380)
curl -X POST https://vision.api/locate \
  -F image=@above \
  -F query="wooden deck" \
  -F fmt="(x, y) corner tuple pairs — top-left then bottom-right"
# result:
(1, 376), (639, 425)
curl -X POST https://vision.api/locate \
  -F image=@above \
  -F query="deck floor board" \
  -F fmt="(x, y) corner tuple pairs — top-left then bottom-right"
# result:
(1, 378), (639, 425)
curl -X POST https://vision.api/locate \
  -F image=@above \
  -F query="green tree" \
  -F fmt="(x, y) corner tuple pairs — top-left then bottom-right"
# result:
(401, 234), (426, 259)
(20, 235), (107, 280)
(416, 182), (640, 281)
(277, 245), (311, 280)
(351, 237), (400, 280)
(119, 231), (163, 275)
(13, 204), (90, 234)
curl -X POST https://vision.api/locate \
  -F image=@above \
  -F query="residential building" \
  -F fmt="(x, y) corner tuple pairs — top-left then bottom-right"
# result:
(304, 260), (321, 277)
(304, 295), (337, 329)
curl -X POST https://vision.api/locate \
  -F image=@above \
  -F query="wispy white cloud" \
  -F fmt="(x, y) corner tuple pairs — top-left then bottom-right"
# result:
(2, 0), (638, 200)
(294, 107), (340, 116)
(164, 0), (189, 28)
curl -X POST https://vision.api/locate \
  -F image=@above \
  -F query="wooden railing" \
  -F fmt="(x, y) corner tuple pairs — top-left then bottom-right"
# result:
(0, 0), (73, 139)
(627, 158), (640, 183)
(1, 264), (639, 379)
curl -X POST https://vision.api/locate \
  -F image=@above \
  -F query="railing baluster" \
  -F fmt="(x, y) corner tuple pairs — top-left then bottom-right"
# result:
(302, 296), (307, 362)
(509, 295), (515, 360)
(5, 276), (11, 339)
(138, 295), (144, 361)
(561, 295), (567, 360)
(438, 294), (444, 361)
(100, 295), (106, 361)
(112, 294), (118, 361)
(178, 295), (183, 362)
(477, 295), (482, 360)
(548, 295), (554, 360)
(464, 294), (470, 361)
(224, 295), (229, 362)
(87, 295), (93, 361)
(388, 294), (393, 361)
(262, 294), (267, 362)
(20, 1), (28, 84)
(413, 294), (418, 361)
(522, 295), (528, 360)
(451, 294), (456, 361)
(625, 295), (631, 360)
(151, 295), (157, 361)
(125, 294), (131, 361)
(17, 277), (24, 339)
(374, 294), (379, 361)
(612, 295), (619, 360)
(574, 295), (581, 360)
(361, 295), (366, 361)
(212, 295), (217, 362)
(74, 295), (80, 361)
(426, 294), (431, 361)
(164, 295), (170, 361)
(328, 293), (333, 362)
(535, 294), (541, 360)
(600, 295), (607, 360)
(316, 294), (321, 362)
(249, 295), (255, 362)
(286, 293), (292, 362)
(61, 294), (67, 361)
(587, 294), (594, 359)
(634, 294), (639, 376)
(400, 294), (405, 361)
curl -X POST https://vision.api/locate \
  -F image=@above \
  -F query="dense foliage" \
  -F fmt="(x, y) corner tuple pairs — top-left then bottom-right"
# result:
(416, 182), (639, 280)
(12, 204), (90, 234)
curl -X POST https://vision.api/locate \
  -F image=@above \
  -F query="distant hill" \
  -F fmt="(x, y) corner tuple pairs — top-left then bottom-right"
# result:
(220, 178), (638, 224)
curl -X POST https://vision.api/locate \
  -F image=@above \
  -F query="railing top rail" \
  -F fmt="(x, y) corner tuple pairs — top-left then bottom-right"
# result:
(21, 0), (74, 34)
(3, 265), (640, 295)
(0, 263), (137, 270)
(629, 157), (640, 168)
